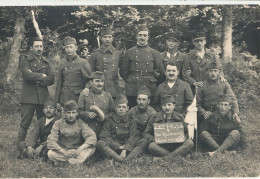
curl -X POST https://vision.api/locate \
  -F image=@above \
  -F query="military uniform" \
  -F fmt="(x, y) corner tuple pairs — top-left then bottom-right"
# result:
(182, 48), (223, 86)
(143, 111), (194, 158)
(153, 79), (193, 115)
(18, 52), (54, 146)
(120, 44), (165, 106)
(47, 118), (97, 164)
(55, 55), (92, 105)
(89, 46), (123, 97)
(161, 51), (186, 79)
(199, 110), (248, 152)
(78, 88), (114, 138)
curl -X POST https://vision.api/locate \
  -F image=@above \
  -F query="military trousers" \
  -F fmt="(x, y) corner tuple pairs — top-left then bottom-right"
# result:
(48, 146), (95, 165)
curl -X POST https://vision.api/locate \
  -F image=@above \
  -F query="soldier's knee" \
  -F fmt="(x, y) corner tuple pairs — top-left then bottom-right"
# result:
(96, 140), (107, 150)
(200, 131), (211, 138)
(184, 139), (194, 149)
(47, 150), (56, 160)
(148, 142), (157, 150)
(229, 130), (240, 139)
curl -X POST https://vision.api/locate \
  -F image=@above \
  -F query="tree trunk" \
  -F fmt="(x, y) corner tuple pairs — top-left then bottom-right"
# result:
(222, 6), (233, 62)
(6, 16), (26, 84)
(31, 10), (43, 39)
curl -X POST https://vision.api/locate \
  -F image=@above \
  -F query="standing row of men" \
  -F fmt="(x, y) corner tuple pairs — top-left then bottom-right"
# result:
(17, 24), (249, 164)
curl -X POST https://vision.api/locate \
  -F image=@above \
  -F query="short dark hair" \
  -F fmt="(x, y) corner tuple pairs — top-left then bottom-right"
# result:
(165, 61), (179, 71)
(30, 37), (43, 47)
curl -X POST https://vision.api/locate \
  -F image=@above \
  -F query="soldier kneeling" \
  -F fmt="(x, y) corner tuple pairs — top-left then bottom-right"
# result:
(143, 95), (194, 161)
(199, 94), (249, 156)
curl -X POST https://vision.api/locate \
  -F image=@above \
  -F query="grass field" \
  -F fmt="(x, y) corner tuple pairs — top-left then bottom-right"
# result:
(0, 107), (259, 178)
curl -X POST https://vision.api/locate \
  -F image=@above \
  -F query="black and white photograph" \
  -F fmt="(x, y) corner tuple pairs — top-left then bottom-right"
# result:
(0, 1), (259, 177)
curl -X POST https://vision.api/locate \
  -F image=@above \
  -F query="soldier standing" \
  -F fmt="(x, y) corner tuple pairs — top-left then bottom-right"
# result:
(55, 37), (92, 107)
(88, 27), (124, 98)
(120, 24), (165, 108)
(17, 37), (54, 158)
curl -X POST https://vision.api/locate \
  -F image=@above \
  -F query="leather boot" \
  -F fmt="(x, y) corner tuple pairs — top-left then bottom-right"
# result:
(97, 141), (123, 162)
(164, 139), (194, 158)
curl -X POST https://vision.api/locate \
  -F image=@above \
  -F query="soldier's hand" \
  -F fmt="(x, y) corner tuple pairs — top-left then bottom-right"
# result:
(202, 111), (212, 120)
(233, 113), (241, 123)
(35, 145), (43, 156)
(27, 146), (35, 158)
(119, 145), (124, 150)
(42, 74), (47, 78)
(120, 150), (127, 158)
(197, 81), (203, 87)
(81, 88), (90, 97)
(186, 70), (191, 77)
(220, 75), (227, 83)
(89, 112), (97, 119)
(153, 69), (160, 78)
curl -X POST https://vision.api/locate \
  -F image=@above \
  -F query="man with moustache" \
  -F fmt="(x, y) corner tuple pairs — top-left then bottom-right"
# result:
(182, 32), (225, 91)
(47, 100), (97, 165)
(17, 37), (54, 158)
(197, 61), (240, 126)
(143, 95), (194, 160)
(55, 37), (92, 108)
(78, 71), (114, 138)
(19, 97), (61, 160)
(161, 32), (186, 79)
(126, 85), (156, 160)
(88, 27), (124, 98)
(153, 62), (193, 116)
(120, 24), (165, 108)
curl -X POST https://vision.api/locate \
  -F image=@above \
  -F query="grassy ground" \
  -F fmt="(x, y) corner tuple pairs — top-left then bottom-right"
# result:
(0, 107), (259, 178)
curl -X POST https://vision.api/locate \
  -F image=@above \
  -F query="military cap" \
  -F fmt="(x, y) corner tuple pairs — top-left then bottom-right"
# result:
(193, 32), (206, 41)
(101, 27), (114, 36)
(218, 94), (232, 104)
(137, 85), (150, 97)
(63, 36), (77, 46)
(115, 94), (128, 106)
(43, 96), (56, 108)
(137, 24), (149, 33)
(90, 71), (105, 80)
(64, 100), (78, 111)
(160, 95), (175, 105)
(206, 61), (222, 70)
(165, 32), (180, 43)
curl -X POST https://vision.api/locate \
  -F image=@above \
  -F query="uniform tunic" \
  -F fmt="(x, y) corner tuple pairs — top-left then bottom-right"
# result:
(19, 53), (54, 104)
(197, 79), (239, 114)
(161, 51), (186, 79)
(182, 48), (223, 86)
(78, 89), (114, 137)
(120, 44), (165, 97)
(153, 79), (193, 115)
(47, 118), (97, 150)
(99, 112), (139, 152)
(89, 46), (123, 97)
(55, 55), (92, 104)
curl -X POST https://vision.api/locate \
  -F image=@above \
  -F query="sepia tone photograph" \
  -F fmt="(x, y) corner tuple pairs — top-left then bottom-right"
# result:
(0, 1), (259, 177)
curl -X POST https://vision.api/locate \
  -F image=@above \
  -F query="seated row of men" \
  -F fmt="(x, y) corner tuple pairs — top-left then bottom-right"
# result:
(19, 81), (248, 165)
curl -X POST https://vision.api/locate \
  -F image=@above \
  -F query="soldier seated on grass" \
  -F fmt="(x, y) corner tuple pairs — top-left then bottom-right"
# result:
(47, 100), (97, 165)
(19, 97), (61, 160)
(96, 94), (140, 162)
(143, 95), (194, 161)
(199, 94), (249, 157)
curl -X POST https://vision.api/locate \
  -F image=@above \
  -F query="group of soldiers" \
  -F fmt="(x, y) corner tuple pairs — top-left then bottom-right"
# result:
(16, 24), (249, 165)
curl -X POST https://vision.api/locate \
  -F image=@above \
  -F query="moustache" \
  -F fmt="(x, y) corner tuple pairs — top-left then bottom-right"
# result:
(97, 85), (102, 88)
(211, 74), (216, 78)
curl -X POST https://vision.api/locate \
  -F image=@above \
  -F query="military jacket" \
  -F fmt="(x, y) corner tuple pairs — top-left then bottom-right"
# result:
(182, 48), (223, 86)
(143, 111), (184, 143)
(197, 79), (239, 114)
(19, 53), (54, 104)
(99, 112), (139, 152)
(161, 51), (186, 79)
(153, 79), (193, 115)
(47, 118), (96, 150)
(78, 89), (114, 137)
(120, 44), (165, 97)
(89, 46), (123, 97)
(127, 105), (156, 133)
(25, 115), (61, 148)
(55, 55), (92, 104)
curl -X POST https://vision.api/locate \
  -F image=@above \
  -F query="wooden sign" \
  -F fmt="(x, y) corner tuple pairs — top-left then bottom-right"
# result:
(154, 122), (186, 144)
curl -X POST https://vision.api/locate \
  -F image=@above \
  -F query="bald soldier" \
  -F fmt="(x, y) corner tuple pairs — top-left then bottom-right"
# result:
(182, 32), (225, 91)
(161, 32), (186, 79)
(126, 85), (157, 160)
(55, 37), (92, 107)
(88, 27), (124, 98)
(120, 24), (165, 108)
